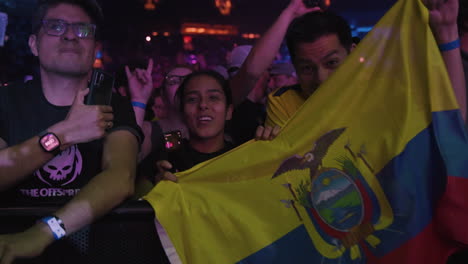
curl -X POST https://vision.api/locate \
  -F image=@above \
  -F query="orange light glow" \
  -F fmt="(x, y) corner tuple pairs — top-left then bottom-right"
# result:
(144, 0), (156, 10)
(215, 0), (232, 15)
(181, 23), (239, 36)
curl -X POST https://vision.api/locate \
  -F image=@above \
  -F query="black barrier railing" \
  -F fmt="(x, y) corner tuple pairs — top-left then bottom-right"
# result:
(0, 200), (156, 217)
(0, 200), (170, 264)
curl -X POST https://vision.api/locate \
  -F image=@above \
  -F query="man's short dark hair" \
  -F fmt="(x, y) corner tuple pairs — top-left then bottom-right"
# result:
(31, 0), (104, 39)
(459, 0), (468, 33)
(286, 11), (353, 61)
(176, 70), (233, 112)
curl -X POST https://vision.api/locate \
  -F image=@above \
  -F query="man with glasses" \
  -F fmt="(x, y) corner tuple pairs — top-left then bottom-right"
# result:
(0, 0), (142, 262)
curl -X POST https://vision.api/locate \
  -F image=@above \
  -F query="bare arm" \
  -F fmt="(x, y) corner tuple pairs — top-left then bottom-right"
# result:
(0, 130), (138, 263)
(0, 136), (55, 191)
(55, 130), (138, 234)
(0, 88), (113, 191)
(230, 0), (319, 105)
(126, 60), (155, 161)
(426, 0), (467, 121)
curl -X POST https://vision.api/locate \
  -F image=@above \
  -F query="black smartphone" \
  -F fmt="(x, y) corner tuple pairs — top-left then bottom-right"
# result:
(85, 69), (114, 105)
(303, 0), (326, 9)
(164, 130), (182, 152)
(0, 12), (8, 47)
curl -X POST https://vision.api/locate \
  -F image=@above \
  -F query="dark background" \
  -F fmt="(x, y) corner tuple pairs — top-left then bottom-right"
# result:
(0, 0), (397, 83)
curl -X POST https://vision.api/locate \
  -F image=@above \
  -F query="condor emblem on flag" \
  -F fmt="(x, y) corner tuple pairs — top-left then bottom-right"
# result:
(271, 128), (397, 263)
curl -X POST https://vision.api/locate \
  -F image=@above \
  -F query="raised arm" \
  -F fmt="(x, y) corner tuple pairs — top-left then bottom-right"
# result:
(230, 0), (319, 105)
(425, 0), (467, 121)
(126, 59), (157, 161)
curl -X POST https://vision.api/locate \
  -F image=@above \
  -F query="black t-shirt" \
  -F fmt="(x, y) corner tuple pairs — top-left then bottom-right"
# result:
(0, 80), (142, 206)
(167, 139), (235, 172)
(138, 121), (166, 181)
(227, 99), (266, 145)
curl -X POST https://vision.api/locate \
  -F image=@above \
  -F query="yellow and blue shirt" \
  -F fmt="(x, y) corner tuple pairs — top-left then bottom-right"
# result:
(265, 84), (305, 128)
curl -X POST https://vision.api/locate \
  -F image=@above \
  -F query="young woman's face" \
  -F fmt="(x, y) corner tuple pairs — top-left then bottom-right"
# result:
(182, 75), (232, 140)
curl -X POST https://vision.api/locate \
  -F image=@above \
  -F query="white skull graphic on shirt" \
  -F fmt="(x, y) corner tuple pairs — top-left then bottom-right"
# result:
(34, 145), (83, 186)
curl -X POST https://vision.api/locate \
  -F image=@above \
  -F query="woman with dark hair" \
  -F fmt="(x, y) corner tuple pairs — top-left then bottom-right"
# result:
(156, 70), (234, 177)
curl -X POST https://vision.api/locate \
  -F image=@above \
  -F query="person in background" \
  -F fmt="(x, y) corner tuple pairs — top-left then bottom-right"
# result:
(237, 0), (466, 131)
(267, 62), (297, 95)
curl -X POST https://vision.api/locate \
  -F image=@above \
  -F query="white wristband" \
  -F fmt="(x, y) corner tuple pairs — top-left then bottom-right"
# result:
(41, 216), (66, 240)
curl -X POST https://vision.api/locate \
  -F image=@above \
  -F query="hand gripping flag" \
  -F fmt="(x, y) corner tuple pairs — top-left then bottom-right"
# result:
(145, 0), (468, 263)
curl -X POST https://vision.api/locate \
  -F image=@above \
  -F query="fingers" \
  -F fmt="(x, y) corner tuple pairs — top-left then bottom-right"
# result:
(255, 125), (265, 141)
(306, 6), (322, 12)
(101, 112), (114, 121)
(98, 105), (113, 113)
(124, 65), (132, 79)
(72, 88), (89, 106)
(163, 172), (178, 182)
(261, 126), (273, 140)
(255, 125), (281, 141)
(157, 160), (173, 171)
(136, 69), (149, 84)
(271, 125), (281, 140)
(126, 64), (151, 85)
(155, 160), (178, 182)
(255, 125), (272, 141)
(146, 59), (154, 75)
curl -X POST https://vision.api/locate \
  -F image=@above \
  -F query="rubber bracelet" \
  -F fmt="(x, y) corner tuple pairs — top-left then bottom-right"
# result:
(438, 39), (460, 52)
(41, 216), (66, 240)
(131, 101), (147, 109)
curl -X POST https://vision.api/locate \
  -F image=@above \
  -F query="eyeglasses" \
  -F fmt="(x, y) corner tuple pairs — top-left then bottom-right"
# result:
(41, 19), (96, 39)
(165, 75), (187, 86)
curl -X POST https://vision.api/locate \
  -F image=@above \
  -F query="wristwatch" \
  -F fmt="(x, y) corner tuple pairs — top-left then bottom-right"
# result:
(40, 215), (66, 240)
(38, 131), (61, 155)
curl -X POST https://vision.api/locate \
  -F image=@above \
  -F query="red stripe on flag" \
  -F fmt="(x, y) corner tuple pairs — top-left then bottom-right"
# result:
(374, 221), (457, 264)
(437, 175), (468, 246)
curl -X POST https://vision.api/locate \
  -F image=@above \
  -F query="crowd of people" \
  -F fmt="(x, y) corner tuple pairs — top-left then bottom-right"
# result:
(0, 0), (467, 263)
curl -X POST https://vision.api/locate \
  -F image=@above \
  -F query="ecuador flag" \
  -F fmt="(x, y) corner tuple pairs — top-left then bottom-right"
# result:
(145, 0), (468, 263)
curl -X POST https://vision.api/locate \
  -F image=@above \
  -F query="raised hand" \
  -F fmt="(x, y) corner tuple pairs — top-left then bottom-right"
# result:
(286, 0), (322, 19)
(126, 59), (154, 103)
(423, 0), (459, 43)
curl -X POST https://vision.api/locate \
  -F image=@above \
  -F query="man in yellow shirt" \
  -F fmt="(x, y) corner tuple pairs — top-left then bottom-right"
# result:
(237, 0), (466, 137)
(264, 10), (355, 128)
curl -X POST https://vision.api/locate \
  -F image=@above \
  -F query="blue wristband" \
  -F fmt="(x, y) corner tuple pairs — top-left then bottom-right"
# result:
(132, 101), (147, 109)
(438, 39), (460, 52)
(41, 216), (66, 240)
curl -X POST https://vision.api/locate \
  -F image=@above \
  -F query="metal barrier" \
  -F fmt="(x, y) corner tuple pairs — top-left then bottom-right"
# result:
(0, 200), (170, 264)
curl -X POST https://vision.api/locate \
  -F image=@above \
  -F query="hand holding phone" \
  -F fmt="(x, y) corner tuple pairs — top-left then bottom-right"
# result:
(85, 69), (114, 105)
